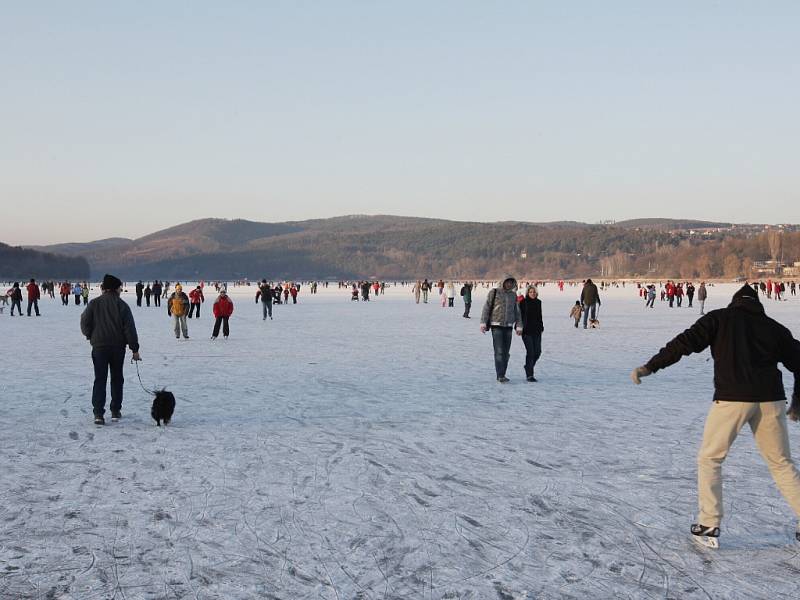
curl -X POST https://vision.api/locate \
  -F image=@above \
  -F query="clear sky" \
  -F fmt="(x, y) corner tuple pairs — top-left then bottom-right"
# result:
(2, 1), (798, 245)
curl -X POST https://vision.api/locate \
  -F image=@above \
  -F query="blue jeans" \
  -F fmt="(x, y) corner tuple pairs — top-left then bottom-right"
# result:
(583, 303), (597, 328)
(261, 301), (272, 319)
(91, 346), (126, 417)
(522, 332), (542, 377)
(491, 326), (513, 378)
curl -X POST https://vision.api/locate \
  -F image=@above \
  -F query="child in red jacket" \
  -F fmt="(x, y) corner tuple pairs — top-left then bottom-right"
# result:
(211, 289), (234, 339)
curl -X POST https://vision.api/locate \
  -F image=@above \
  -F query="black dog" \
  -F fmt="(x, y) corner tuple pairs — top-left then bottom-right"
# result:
(151, 390), (176, 426)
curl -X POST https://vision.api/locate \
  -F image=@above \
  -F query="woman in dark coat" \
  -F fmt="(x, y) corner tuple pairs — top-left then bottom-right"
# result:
(519, 285), (544, 381)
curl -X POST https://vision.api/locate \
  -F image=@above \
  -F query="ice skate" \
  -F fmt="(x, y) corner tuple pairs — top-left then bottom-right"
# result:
(691, 524), (720, 549)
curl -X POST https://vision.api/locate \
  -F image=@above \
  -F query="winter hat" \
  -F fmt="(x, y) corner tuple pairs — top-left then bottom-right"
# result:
(101, 274), (122, 290)
(732, 283), (760, 303)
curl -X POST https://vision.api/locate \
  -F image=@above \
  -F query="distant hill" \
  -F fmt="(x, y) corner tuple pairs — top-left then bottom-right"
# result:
(0, 243), (90, 280)
(615, 218), (733, 230)
(23, 215), (797, 280)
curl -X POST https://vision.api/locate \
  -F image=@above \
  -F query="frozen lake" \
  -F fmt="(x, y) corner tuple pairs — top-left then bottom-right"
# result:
(2, 281), (800, 599)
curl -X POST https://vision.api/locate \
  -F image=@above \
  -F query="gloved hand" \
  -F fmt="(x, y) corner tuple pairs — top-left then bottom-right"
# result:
(630, 366), (652, 385)
(788, 394), (800, 422)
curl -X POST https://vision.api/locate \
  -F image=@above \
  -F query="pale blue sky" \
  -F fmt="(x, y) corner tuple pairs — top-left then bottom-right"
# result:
(1, 1), (798, 244)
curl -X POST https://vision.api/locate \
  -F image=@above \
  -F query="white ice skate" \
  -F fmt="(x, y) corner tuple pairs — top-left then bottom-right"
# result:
(691, 524), (720, 549)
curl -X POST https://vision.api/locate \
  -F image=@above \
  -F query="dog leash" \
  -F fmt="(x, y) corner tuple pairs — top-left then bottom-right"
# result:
(133, 359), (156, 396)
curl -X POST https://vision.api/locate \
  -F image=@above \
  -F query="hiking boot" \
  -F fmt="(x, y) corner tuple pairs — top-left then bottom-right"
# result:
(94, 416), (105, 425)
(111, 411), (121, 422)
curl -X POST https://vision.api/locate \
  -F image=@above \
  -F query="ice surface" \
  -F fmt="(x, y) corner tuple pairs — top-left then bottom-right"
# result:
(2, 282), (800, 599)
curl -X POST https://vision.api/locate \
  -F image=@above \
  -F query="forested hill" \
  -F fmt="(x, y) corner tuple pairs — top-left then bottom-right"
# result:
(0, 243), (90, 280)
(26, 215), (797, 280)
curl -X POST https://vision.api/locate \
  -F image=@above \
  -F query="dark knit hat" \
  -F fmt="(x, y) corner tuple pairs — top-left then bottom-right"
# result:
(101, 274), (123, 290)
(732, 283), (760, 303)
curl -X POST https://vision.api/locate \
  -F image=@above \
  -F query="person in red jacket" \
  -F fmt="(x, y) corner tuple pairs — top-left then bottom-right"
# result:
(211, 289), (234, 339)
(26, 278), (41, 316)
(289, 285), (298, 304)
(188, 285), (205, 318)
(60, 281), (70, 306)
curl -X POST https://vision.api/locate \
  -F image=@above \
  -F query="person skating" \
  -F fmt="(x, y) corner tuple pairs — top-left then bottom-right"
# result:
(72, 282), (83, 305)
(290, 285), (298, 304)
(135, 281), (144, 307)
(81, 284), (89, 305)
(421, 279), (430, 303)
(7, 282), (23, 316)
(580, 279), (601, 329)
(412, 280), (422, 304)
(446, 282), (455, 307)
(569, 301), (582, 327)
(152, 281), (162, 307)
(167, 284), (191, 339)
(461, 282), (473, 318)
(519, 286), (543, 382)
(480, 275), (523, 382)
(631, 284), (800, 548)
(256, 279), (273, 320)
(144, 284), (152, 307)
(686, 282), (696, 308)
(80, 274), (141, 425)
(26, 278), (41, 316)
(188, 285), (204, 318)
(698, 282), (708, 315)
(211, 289), (234, 339)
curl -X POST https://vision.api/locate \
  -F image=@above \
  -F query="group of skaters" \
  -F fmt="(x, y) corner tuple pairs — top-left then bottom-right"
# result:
(2, 278), (92, 316)
(754, 279), (796, 300)
(637, 281), (709, 313)
(349, 281), (386, 301)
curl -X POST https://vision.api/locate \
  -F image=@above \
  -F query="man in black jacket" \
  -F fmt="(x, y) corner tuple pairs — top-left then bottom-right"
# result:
(631, 284), (800, 547)
(80, 274), (141, 425)
(580, 279), (600, 329)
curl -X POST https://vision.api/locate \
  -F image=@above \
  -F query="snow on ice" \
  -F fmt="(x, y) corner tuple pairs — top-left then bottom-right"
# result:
(2, 282), (800, 599)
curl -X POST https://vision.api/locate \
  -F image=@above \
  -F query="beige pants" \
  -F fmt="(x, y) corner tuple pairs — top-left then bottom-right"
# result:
(698, 400), (800, 527)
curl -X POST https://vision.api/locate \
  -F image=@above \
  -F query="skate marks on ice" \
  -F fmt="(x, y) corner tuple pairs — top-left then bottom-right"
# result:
(3, 285), (800, 597)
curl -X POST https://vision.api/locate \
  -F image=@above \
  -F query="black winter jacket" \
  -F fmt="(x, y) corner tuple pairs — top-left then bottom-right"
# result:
(520, 297), (543, 335)
(645, 291), (800, 402)
(80, 292), (139, 352)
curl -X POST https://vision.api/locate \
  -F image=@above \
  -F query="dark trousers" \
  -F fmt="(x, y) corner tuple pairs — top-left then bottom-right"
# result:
(522, 332), (542, 378)
(687, 295), (693, 307)
(261, 301), (272, 319)
(582, 303), (597, 328)
(61, 294), (68, 305)
(448, 298), (454, 307)
(189, 303), (201, 318)
(136, 294), (142, 306)
(74, 295), (81, 305)
(154, 295), (161, 307)
(91, 346), (126, 417)
(491, 326), (513, 378)
(145, 295), (151, 307)
(212, 316), (230, 338)
(10, 299), (22, 315)
(463, 302), (471, 318)
(27, 299), (40, 316)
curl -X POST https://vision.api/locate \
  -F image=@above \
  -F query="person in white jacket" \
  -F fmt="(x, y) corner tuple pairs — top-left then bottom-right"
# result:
(446, 282), (456, 307)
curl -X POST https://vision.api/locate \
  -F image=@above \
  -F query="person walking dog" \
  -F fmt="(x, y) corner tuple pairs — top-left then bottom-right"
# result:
(80, 274), (141, 425)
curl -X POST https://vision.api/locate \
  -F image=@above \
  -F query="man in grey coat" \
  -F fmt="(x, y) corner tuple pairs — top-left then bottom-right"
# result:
(80, 274), (141, 425)
(480, 276), (523, 382)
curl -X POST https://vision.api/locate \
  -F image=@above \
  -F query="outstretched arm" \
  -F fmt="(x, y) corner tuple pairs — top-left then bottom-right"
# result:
(632, 313), (717, 384)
